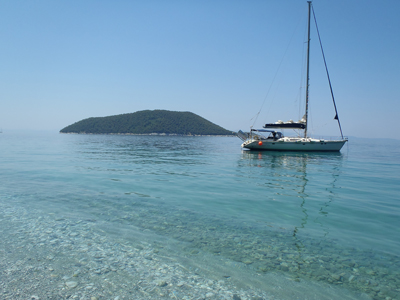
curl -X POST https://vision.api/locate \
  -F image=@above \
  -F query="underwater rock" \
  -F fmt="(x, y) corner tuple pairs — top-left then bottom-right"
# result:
(157, 280), (168, 287)
(65, 281), (78, 288)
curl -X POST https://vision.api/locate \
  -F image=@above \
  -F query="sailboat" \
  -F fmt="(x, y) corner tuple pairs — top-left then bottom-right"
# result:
(238, 1), (348, 151)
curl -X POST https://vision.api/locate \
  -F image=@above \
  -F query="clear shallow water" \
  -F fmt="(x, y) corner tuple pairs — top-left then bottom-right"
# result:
(1, 131), (400, 299)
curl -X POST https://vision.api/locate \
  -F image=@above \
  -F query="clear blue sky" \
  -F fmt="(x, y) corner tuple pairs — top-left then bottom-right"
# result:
(1, 0), (399, 139)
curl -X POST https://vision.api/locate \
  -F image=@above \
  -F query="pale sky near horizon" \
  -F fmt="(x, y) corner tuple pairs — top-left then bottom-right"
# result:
(1, 0), (399, 139)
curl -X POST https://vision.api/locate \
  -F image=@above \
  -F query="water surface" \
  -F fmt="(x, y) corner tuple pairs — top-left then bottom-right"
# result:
(1, 132), (399, 299)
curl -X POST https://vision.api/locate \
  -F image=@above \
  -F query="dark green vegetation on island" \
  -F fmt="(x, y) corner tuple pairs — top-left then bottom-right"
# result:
(60, 110), (235, 135)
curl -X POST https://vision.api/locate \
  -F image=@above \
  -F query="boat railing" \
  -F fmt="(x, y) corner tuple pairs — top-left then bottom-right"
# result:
(309, 135), (348, 141)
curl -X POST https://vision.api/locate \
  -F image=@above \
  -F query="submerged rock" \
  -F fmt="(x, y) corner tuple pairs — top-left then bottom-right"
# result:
(157, 280), (168, 287)
(65, 281), (78, 288)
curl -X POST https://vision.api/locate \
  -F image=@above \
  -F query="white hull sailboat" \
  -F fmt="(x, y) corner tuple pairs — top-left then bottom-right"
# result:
(239, 1), (347, 152)
(239, 131), (347, 151)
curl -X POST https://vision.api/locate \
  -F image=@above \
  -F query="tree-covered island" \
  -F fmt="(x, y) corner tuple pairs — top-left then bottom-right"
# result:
(60, 110), (235, 136)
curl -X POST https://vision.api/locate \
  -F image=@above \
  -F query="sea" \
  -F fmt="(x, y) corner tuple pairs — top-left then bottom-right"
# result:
(1, 131), (399, 300)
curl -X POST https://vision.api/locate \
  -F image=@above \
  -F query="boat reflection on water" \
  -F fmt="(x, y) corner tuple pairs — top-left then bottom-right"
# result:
(238, 150), (344, 250)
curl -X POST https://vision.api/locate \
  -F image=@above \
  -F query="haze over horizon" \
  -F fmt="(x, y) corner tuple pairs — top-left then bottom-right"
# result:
(1, 1), (399, 139)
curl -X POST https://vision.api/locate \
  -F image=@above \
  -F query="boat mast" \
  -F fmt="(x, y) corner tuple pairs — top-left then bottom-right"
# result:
(304, 1), (312, 138)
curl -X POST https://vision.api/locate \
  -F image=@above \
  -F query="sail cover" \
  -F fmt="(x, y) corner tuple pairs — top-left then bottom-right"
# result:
(264, 118), (306, 129)
(264, 123), (305, 129)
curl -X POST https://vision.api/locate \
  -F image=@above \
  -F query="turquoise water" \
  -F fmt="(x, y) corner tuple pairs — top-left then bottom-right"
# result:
(1, 131), (399, 299)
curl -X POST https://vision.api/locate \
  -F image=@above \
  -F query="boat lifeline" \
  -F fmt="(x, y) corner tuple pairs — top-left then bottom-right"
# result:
(239, 1), (347, 152)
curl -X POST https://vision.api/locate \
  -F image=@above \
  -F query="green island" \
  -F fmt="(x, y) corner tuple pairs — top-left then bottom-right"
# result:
(60, 110), (235, 136)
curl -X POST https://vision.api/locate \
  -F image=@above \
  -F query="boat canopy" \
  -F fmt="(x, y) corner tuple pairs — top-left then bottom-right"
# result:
(250, 129), (284, 139)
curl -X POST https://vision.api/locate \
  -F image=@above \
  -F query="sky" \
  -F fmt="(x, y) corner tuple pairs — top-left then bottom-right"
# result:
(1, 0), (399, 139)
